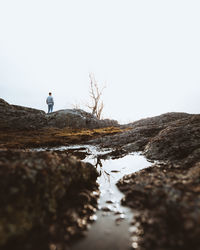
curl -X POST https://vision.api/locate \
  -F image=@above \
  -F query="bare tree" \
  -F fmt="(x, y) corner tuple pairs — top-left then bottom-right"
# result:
(87, 73), (105, 119)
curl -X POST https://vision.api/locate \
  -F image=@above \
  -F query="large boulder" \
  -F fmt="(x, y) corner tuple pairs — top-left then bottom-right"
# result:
(46, 109), (118, 129)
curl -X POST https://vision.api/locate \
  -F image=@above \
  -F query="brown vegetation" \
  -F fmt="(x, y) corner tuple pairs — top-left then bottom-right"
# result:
(0, 126), (130, 149)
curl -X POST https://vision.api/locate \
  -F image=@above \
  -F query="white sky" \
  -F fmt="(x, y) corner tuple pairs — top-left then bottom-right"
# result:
(0, 0), (199, 123)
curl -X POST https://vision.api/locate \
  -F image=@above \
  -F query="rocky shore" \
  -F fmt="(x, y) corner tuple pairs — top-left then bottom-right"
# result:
(0, 98), (200, 250)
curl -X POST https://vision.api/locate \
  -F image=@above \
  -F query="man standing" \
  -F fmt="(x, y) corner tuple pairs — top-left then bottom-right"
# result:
(46, 92), (54, 113)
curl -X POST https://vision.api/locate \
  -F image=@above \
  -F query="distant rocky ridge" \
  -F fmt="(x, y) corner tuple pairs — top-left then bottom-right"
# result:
(0, 98), (118, 130)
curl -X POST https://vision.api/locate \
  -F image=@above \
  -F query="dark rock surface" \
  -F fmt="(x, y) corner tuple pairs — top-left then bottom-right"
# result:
(0, 98), (118, 130)
(88, 112), (193, 157)
(0, 99), (47, 130)
(116, 114), (200, 250)
(118, 161), (200, 250)
(0, 150), (99, 250)
(46, 109), (118, 129)
(144, 114), (200, 161)
(126, 112), (192, 128)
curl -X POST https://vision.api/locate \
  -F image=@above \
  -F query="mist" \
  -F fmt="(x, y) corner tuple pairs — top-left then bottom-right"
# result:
(0, 0), (199, 123)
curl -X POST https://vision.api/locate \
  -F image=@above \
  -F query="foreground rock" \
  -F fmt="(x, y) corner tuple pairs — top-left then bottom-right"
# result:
(117, 114), (200, 250)
(0, 98), (118, 130)
(118, 160), (200, 250)
(0, 150), (99, 250)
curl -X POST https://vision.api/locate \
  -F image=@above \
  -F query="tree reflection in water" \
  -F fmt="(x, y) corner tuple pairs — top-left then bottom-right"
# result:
(94, 156), (112, 183)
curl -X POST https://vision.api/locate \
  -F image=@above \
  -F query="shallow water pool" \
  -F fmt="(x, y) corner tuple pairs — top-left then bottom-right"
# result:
(63, 146), (151, 250)
(34, 145), (151, 249)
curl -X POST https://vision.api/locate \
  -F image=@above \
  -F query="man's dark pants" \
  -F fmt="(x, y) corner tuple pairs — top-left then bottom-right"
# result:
(48, 104), (53, 113)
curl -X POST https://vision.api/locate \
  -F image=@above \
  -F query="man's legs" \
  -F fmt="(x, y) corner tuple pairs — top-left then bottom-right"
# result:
(48, 104), (53, 113)
(48, 105), (51, 113)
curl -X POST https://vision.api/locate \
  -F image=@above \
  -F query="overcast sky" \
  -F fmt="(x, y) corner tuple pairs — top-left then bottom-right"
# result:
(0, 0), (199, 123)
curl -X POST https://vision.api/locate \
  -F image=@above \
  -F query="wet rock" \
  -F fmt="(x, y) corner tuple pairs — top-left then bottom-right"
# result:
(101, 206), (113, 212)
(117, 160), (200, 249)
(116, 113), (200, 250)
(106, 199), (115, 204)
(0, 150), (99, 250)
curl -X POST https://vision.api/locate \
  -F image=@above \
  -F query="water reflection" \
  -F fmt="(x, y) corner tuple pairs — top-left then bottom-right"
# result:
(94, 156), (113, 183)
(68, 146), (150, 250)
(33, 145), (150, 250)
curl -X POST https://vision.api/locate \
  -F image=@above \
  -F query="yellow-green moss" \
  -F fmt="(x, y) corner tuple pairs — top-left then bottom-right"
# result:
(0, 127), (131, 149)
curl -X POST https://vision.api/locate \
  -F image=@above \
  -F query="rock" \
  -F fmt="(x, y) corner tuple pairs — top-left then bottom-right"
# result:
(0, 150), (99, 249)
(117, 160), (200, 249)
(0, 98), (47, 130)
(116, 113), (200, 250)
(46, 109), (118, 129)
(0, 98), (118, 130)
(126, 112), (191, 128)
(144, 115), (200, 161)
(88, 112), (192, 157)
